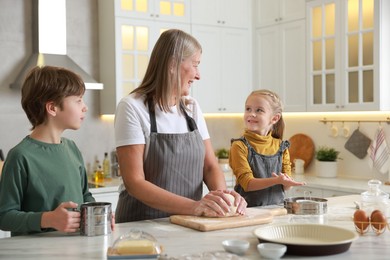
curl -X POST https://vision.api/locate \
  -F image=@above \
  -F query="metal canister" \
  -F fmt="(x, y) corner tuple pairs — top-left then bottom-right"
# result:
(80, 202), (112, 236)
(284, 197), (328, 215)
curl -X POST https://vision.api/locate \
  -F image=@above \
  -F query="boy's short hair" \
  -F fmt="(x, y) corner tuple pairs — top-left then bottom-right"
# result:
(21, 66), (86, 130)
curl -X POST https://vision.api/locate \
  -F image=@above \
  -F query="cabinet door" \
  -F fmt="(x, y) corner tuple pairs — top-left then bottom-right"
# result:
(287, 186), (323, 198)
(306, 0), (385, 111)
(255, 20), (306, 112)
(115, 0), (190, 23)
(322, 189), (352, 197)
(220, 0), (251, 28)
(93, 192), (119, 212)
(191, 26), (222, 112)
(191, 0), (250, 28)
(220, 28), (251, 112)
(279, 20), (306, 111)
(255, 0), (306, 28)
(191, 26), (251, 113)
(255, 0), (280, 27)
(307, 1), (341, 111)
(190, 0), (220, 26)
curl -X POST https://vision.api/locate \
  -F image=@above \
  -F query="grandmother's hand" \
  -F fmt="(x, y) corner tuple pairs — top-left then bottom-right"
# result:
(192, 190), (247, 217)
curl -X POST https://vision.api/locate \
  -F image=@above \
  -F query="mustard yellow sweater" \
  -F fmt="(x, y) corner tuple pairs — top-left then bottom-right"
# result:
(229, 130), (292, 191)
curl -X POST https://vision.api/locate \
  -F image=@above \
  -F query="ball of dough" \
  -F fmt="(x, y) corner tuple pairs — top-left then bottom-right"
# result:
(224, 194), (238, 217)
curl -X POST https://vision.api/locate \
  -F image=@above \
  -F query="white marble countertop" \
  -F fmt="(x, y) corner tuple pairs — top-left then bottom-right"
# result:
(0, 195), (389, 259)
(291, 174), (390, 194)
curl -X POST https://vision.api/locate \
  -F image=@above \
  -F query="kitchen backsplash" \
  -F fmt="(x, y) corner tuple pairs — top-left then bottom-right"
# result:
(206, 113), (390, 183)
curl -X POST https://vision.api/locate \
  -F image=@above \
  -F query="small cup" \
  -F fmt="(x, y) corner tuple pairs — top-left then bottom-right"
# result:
(294, 159), (305, 174)
(222, 239), (250, 255)
(330, 125), (338, 137)
(257, 243), (287, 259)
(342, 125), (350, 138)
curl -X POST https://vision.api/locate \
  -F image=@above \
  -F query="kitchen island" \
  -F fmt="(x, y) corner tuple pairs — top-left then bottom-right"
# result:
(0, 195), (389, 259)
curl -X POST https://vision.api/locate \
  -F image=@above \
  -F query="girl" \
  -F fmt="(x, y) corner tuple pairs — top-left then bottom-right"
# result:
(229, 89), (305, 207)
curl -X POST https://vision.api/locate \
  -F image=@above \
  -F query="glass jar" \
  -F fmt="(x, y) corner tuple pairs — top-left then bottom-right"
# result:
(360, 179), (389, 216)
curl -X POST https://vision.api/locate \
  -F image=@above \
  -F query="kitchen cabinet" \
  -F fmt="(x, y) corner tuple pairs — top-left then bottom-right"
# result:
(191, 0), (250, 29)
(191, 25), (252, 113)
(306, 0), (390, 112)
(287, 185), (354, 198)
(202, 168), (236, 196)
(92, 190), (119, 212)
(254, 19), (306, 112)
(98, 0), (190, 114)
(0, 230), (10, 238)
(115, 0), (190, 23)
(286, 186), (324, 198)
(255, 0), (306, 28)
(322, 188), (352, 197)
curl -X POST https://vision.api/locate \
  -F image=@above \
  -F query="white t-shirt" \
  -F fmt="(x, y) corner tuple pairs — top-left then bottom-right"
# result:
(115, 93), (210, 152)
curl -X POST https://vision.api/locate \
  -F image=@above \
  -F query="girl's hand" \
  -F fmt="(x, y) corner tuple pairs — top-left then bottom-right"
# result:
(272, 172), (306, 190)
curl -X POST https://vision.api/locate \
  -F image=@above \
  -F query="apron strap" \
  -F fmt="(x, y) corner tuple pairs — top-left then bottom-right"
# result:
(148, 99), (158, 133)
(179, 103), (198, 131)
(148, 99), (198, 133)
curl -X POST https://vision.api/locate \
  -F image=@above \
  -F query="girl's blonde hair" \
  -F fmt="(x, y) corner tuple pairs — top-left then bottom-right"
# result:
(132, 29), (202, 113)
(248, 89), (285, 139)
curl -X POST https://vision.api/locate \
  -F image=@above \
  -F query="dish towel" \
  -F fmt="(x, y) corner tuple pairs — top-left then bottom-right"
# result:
(367, 127), (390, 174)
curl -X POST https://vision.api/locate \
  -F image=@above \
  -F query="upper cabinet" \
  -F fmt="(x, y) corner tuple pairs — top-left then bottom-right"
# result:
(190, 0), (252, 113)
(254, 0), (306, 112)
(98, 0), (190, 114)
(255, 0), (306, 28)
(115, 0), (190, 23)
(191, 26), (251, 113)
(307, 0), (390, 111)
(191, 0), (251, 28)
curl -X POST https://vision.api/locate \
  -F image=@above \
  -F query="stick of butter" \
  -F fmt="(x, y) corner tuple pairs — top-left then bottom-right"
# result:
(115, 239), (158, 255)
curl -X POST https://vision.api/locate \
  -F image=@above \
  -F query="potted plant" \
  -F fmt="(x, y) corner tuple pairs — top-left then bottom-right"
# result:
(215, 148), (229, 164)
(215, 148), (230, 172)
(315, 146), (341, 178)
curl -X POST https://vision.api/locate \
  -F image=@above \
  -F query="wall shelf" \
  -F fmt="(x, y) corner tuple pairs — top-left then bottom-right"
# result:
(319, 117), (390, 124)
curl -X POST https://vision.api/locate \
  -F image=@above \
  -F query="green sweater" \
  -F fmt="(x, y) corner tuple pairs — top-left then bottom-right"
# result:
(0, 136), (95, 236)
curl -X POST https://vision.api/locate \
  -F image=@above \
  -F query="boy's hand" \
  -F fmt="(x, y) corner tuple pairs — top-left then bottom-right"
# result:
(41, 201), (81, 233)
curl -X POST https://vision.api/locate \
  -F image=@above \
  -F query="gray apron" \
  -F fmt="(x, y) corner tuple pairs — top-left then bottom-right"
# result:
(116, 101), (205, 222)
(232, 137), (290, 207)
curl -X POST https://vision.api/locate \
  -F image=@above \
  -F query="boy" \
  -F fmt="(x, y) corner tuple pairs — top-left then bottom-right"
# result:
(0, 66), (95, 236)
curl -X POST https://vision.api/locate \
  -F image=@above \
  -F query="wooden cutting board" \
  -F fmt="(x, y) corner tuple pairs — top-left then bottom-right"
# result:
(289, 133), (315, 169)
(170, 208), (287, 232)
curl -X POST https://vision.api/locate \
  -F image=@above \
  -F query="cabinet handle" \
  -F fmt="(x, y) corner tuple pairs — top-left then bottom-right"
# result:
(155, 14), (159, 18)
(222, 21), (225, 24)
(217, 20), (221, 24)
(150, 14), (154, 17)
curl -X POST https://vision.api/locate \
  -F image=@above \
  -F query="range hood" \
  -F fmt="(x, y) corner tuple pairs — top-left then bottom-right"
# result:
(10, 0), (103, 90)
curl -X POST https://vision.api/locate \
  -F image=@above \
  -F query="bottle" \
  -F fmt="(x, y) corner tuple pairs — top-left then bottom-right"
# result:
(103, 152), (111, 178)
(94, 160), (104, 183)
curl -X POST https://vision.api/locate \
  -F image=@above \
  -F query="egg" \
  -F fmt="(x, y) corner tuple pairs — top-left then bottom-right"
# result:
(353, 209), (370, 234)
(370, 210), (387, 235)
